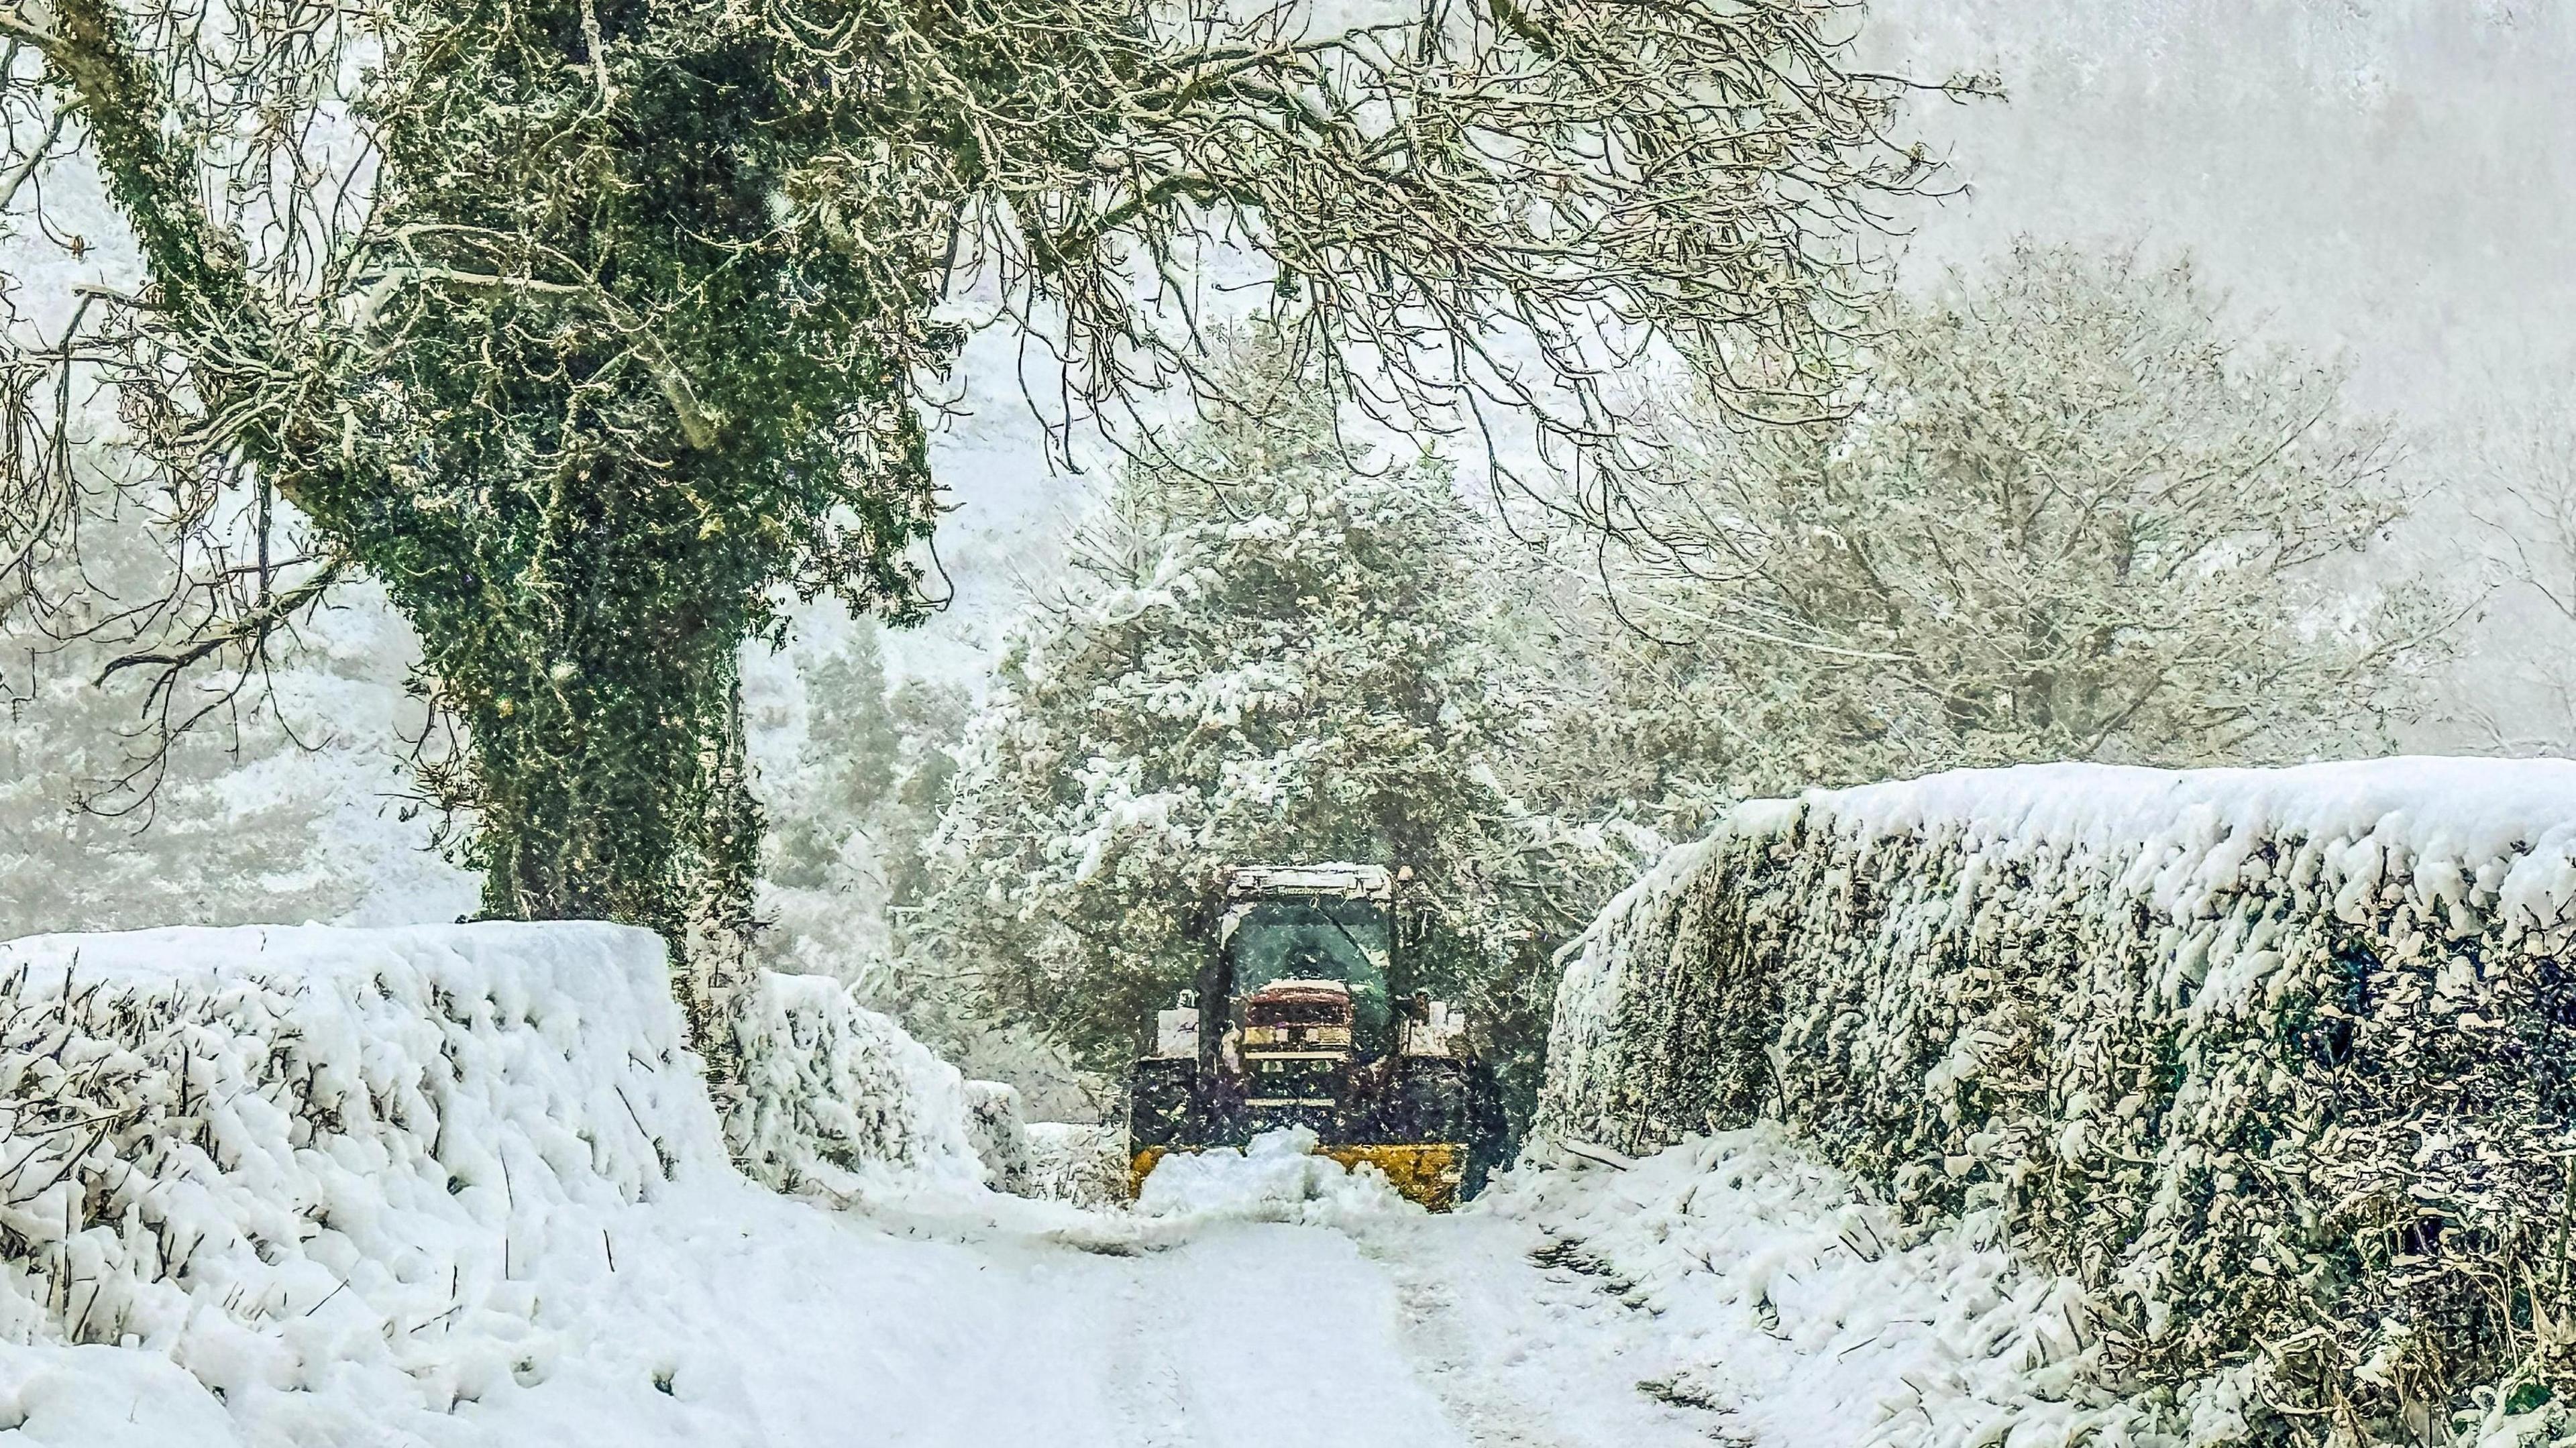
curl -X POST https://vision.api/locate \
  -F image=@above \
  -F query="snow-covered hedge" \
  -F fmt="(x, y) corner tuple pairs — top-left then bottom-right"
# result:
(0, 928), (1010, 1416)
(1541, 761), (2576, 1439)
(724, 970), (985, 1194)
(0, 923), (716, 1400)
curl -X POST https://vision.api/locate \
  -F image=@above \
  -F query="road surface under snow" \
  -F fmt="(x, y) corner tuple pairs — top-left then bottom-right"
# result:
(5, 1127), (2082, 1448)
(795, 1185), (1729, 1448)
(774, 1131), (2082, 1448)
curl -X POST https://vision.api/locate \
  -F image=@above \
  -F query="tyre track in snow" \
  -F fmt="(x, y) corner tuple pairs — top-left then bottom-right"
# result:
(802, 1181), (1731, 1448)
(1034, 1219), (1470, 1448)
(1340, 1209), (1741, 1448)
(1099, 1266), (1195, 1448)
(1365, 1235), (1574, 1448)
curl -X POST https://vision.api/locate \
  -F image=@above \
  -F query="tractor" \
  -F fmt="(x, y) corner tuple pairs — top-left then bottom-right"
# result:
(1125, 863), (1507, 1209)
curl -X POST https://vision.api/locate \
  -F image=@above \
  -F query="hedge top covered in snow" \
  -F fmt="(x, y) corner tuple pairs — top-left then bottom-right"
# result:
(1806, 756), (2576, 852)
(3, 916), (641, 964)
(1, 918), (677, 1024)
(1600, 756), (2576, 940)
(724, 969), (987, 1195)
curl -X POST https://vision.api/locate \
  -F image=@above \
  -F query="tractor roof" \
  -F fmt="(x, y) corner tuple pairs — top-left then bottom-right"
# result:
(1222, 863), (1393, 901)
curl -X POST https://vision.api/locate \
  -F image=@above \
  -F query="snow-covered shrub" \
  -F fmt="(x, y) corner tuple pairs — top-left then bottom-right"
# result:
(0, 923), (714, 1400)
(1024, 1123), (1126, 1208)
(723, 970), (985, 1194)
(1541, 760), (2576, 1441)
(964, 1081), (1034, 1195)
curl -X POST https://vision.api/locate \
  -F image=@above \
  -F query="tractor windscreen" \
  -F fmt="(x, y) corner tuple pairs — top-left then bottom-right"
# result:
(1227, 897), (1393, 1047)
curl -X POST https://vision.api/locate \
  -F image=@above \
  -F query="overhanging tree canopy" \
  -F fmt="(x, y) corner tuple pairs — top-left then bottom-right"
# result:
(0, 0), (1947, 1032)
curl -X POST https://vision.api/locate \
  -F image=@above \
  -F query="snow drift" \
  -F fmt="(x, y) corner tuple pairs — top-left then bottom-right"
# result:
(0, 923), (994, 1442)
(1134, 1127), (1415, 1222)
(1541, 760), (2576, 1441)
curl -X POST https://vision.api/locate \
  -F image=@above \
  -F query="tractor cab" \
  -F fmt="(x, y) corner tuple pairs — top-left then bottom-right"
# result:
(1127, 863), (1501, 1209)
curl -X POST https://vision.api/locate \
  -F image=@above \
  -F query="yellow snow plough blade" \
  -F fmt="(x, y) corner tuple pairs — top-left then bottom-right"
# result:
(1127, 1142), (1466, 1211)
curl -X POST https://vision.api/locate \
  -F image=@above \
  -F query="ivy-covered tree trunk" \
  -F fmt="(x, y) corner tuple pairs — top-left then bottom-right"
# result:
(451, 584), (746, 933)
(453, 628), (763, 1050)
(388, 439), (777, 1048)
(678, 672), (764, 1076)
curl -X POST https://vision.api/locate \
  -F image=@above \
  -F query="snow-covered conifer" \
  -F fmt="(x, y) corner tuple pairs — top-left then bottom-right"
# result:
(918, 334), (1591, 1115)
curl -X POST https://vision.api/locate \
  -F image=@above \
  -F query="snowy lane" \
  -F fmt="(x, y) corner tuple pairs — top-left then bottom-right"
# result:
(551, 1143), (2104, 1448)
(773, 1188), (1736, 1448)
(525, 1179), (1731, 1448)
(0, 1138), (2045, 1448)
(805, 1215), (1470, 1448)
(1085, 1226), (1464, 1448)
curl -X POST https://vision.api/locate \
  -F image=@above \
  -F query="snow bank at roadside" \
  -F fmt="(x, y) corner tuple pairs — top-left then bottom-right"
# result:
(1485, 1127), (2151, 1448)
(0, 924), (711, 1366)
(1542, 759), (2576, 1442)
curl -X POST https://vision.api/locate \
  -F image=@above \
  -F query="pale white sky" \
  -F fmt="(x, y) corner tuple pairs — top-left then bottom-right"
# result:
(1876, 0), (2576, 414)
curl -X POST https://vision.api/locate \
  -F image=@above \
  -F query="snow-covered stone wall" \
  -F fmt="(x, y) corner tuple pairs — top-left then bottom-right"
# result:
(0, 922), (994, 1434)
(1540, 760), (2576, 1433)
(0, 923), (716, 1400)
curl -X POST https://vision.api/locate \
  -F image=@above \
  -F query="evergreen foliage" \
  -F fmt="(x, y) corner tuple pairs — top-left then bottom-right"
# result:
(918, 335), (1614, 1121)
(745, 623), (1087, 1109)
(753, 620), (965, 950)
(765, 628), (904, 895)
